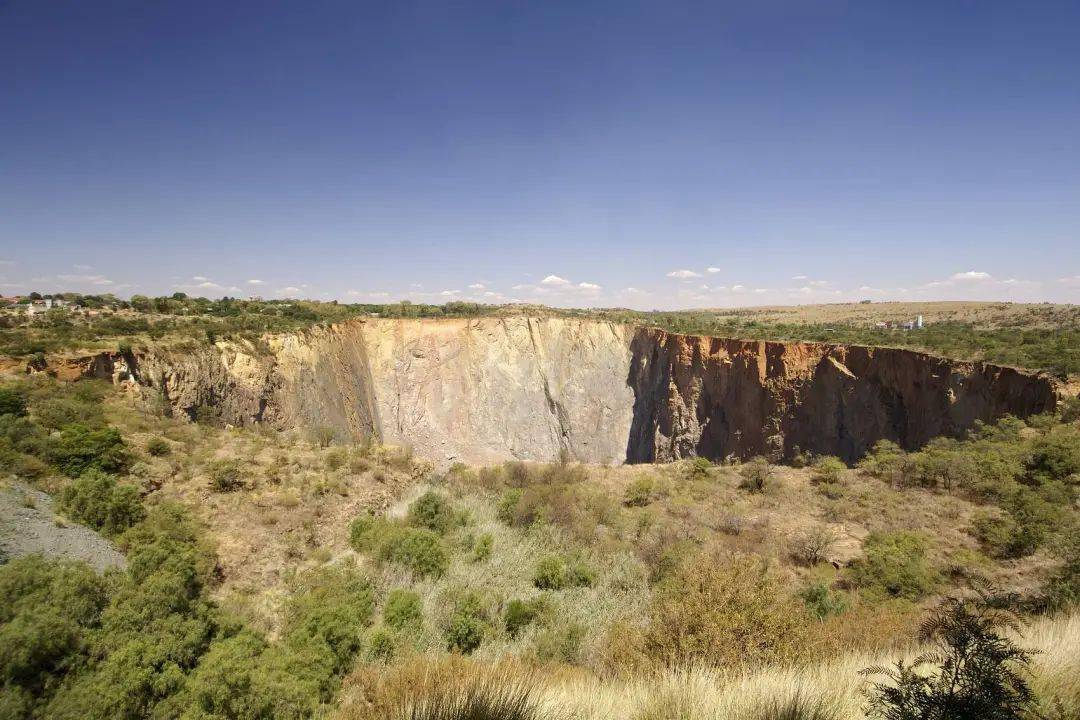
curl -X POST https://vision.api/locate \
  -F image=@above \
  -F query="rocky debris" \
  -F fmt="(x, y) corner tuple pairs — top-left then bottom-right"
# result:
(0, 481), (125, 572)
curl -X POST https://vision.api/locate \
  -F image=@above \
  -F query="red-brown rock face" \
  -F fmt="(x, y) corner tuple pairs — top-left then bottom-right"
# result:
(626, 328), (1059, 463)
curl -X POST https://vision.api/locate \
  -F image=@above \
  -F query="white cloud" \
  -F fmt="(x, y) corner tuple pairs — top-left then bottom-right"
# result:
(247, 279), (264, 285)
(791, 275), (808, 280)
(578, 282), (601, 290)
(753, 288), (768, 294)
(439, 289), (460, 296)
(540, 275), (570, 286)
(666, 269), (701, 279)
(57, 274), (114, 286)
(192, 275), (210, 282)
(950, 270), (993, 281)
(346, 290), (390, 298)
(73, 264), (93, 271)
(279, 286), (303, 296)
(706, 267), (721, 274)
(196, 281), (222, 289)
(1057, 275), (1080, 286)
(468, 283), (486, 290)
(731, 284), (745, 292)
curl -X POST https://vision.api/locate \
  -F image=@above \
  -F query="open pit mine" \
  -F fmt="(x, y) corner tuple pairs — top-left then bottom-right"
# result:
(54, 317), (1057, 465)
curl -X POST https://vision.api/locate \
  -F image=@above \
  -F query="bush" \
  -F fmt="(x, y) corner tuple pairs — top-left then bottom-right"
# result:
(496, 489), (523, 525)
(145, 437), (171, 457)
(862, 594), (1037, 720)
(623, 476), (656, 507)
(532, 556), (567, 590)
(689, 456), (713, 479)
(46, 424), (129, 477)
(366, 627), (396, 663)
(738, 456), (772, 493)
(311, 425), (338, 448)
(811, 456), (846, 484)
(847, 531), (938, 600)
(379, 528), (449, 578)
(445, 594), (487, 654)
(531, 556), (593, 591)
(207, 459), (245, 492)
(1045, 526), (1080, 610)
(643, 554), (812, 669)
(504, 598), (546, 638)
(58, 469), (146, 536)
(284, 563), (375, 674)
(407, 491), (454, 534)
(789, 525), (838, 567)
(0, 385), (28, 417)
(471, 533), (493, 563)
(384, 589), (423, 632)
(799, 582), (848, 619)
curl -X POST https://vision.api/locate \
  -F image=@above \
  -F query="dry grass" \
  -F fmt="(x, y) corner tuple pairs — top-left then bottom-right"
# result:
(337, 611), (1080, 720)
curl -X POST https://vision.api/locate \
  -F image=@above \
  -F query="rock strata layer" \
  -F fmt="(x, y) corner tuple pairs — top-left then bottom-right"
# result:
(53, 317), (1057, 464)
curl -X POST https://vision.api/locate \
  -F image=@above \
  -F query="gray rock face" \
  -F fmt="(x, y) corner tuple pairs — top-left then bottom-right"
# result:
(58, 318), (1058, 465)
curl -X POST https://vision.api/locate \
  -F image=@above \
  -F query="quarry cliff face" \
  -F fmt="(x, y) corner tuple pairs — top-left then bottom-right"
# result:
(68, 317), (1057, 464)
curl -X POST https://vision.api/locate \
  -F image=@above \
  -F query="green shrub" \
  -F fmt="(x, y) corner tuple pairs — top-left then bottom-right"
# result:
(379, 528), (449, 578)
(445, 593), (487, 654)
(496, 488), (523, 525)
(738, 456), (772, 493)
(504, 598), (546, 638)
(689, 456), (713, 479)
(366, 626), (396, 663)
(383, 589), (423, 632)
(1045, 526), (1080, 610)
(145, 437), (171, 457)
(847, 531), (938, 600)
(565, 558), (596, 588)
(284, 563), (375, 674)
(862, 594), (1037, 720)
(532, 556), (567, 590)
(33, 396), (104, 432)
(623, 476), (656, 507)
(207, 459), (245, 492)
(0, 385), (28, 417)
(799, 582), (848, 619)
(58, 469), (146, 536)
(45, 424), (129, 477)
(407, 491), (454, 534)
(811, 456), (846, 484)
(471, 533), (493, 562)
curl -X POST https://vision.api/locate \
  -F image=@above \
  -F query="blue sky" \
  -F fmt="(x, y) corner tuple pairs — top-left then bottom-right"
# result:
(2, 1), (1078, 308)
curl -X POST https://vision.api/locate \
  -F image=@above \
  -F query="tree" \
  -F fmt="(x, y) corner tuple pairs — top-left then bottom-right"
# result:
(862, 592), (1037, 720)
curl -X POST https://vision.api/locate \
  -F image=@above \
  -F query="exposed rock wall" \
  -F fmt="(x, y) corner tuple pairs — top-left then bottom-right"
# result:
(626, 329), (1059, 462)
(47, 318), (1058, 465)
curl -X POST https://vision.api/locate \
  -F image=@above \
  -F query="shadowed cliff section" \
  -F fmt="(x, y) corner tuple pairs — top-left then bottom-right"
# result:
(625, 328), (1059, 463)
(50, 318), (1058, 465)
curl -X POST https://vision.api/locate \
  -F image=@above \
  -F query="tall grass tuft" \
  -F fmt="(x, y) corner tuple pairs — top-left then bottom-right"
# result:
(401, 673), (550, 720)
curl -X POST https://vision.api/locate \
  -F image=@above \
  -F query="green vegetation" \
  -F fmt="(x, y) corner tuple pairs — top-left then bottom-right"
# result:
(862, 593), (1037, 720)
(847, 531), (939, 600)
(58, 469), (145, 536)
(383, 589), (423, 632)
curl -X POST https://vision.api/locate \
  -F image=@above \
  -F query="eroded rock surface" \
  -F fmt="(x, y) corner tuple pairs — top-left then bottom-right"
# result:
(43, 318), (1058, 464)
